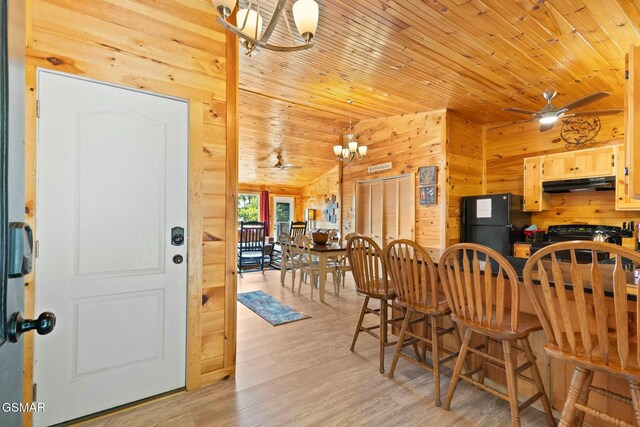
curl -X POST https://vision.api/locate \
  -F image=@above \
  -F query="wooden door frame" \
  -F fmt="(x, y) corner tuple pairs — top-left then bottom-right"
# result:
(28, 66), (196, 385)
(22, 36), (238, 422)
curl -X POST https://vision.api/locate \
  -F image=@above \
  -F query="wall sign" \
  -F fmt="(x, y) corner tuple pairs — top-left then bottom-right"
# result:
(368, 162), (392, 173)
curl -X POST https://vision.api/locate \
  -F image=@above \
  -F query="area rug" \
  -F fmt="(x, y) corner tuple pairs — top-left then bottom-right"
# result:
(237, 290), (311, 326)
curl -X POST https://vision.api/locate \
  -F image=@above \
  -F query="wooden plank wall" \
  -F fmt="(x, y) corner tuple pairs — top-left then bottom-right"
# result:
(485, 116), (640, 227)
(301, 166), (340, 230)
(23, 1), (236, 418)
(341, 110), (482, 257)
(446, 113), (484, 246)
(341, 111), (446, 256)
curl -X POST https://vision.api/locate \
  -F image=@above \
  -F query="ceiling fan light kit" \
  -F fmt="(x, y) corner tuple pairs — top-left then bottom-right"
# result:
(334, 100), (368, 163)
(212, 0), (319, 55)
(502, 90), (623, 132)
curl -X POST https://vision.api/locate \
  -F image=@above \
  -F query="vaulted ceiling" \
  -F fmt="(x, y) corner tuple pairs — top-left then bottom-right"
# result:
(236, 0), (640, 186)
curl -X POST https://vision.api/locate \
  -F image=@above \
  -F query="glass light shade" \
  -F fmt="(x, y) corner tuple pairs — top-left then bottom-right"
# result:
(292, 0), (319, 42)
(348, 141), (358, 152)
(305, 208), (316, 220)
(539, 115), (558, 124)
(213, 0), (237, 17)
(333, 145), (342, 156)
(358, 145), (368, 156)
(237, 8), (263, 40)
(342, 148), (350, 158)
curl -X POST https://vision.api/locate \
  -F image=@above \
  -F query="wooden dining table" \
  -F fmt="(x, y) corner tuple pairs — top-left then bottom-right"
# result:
(294, 241), (347, 302)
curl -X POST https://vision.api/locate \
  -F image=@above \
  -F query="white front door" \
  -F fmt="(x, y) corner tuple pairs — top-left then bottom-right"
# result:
(34, 70), (188, 426)
(273, 196), (294, 237)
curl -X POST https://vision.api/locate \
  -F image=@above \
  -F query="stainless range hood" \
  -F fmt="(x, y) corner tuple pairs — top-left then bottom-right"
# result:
(542, 176), (616, 194)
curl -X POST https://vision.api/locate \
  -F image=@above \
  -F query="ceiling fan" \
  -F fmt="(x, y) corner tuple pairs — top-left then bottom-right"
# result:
(271, 154), (302, 170)
(502, 91), (623, 132)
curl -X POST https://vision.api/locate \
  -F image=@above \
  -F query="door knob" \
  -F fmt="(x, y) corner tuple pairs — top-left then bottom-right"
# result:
(8, 312), (56, 343)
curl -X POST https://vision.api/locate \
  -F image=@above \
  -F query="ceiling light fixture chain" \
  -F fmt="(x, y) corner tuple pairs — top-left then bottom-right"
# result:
(212, 0), (319, 55)
(333, 99), (368, 163)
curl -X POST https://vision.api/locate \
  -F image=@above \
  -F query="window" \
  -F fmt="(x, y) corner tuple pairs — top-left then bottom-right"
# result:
(238, 193), (260, 224)
(273, 196), (293, 236)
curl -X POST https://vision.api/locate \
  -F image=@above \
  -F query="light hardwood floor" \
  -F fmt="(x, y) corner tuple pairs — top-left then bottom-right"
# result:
(79, 270), (551, 426)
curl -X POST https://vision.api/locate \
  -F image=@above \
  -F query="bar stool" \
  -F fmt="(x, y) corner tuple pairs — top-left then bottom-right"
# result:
(334, 232), (359, 289)
(384, 239), (461, 406)
(439, 243), (555, 426)
(523, 241), (640, 426)
(347, 235), (399, 373)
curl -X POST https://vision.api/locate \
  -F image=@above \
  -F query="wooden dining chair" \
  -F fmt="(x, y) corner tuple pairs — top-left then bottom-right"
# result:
(290, 221), (307, 239)
(334, 232), (359, 289)
(439, 243), (555, 426)
(523, 241), (640, 427)
(279, 233), (299, 291)
(384, 239), (461, 406)
(347, 235), (399, 373)
(297, 235), (339, 300)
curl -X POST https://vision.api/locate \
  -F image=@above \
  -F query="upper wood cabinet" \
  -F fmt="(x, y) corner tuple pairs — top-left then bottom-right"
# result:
(542, 152), (576, 181)
(541, 146), (615, 181)
(523, 156), (550, 212)
(573, 147), (617, 178)
(615, 144), (640, 210)
(626, 44), (640, 199)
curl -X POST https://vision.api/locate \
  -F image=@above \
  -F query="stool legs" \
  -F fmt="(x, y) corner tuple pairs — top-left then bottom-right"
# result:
(388, 310), (411, 379)
(444, 328), (472, 410)
(431, 314), (441, 406)
(629, 381), (640, 427)
(502, 340), (521, 427)
(379, 299), (388, 374)
(559, 366), (590, 427)
(574, 370), (593, 426)
(522, 338), (556, 426)
(350, 296), (369, 352)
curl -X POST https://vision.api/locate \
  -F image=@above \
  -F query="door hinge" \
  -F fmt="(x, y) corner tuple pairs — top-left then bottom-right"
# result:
(33, 383), (37, 401)
(625, 167), (630, 176)
(36, 100), (40, 118)
(612, 154), (615, 167)
(35, 240), (39, 258)
(541, 164), (544, 175)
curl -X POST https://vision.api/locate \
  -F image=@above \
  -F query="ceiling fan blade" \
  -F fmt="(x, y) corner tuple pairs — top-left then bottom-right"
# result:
(502, 107), (539, 116)
(539, 122), (556, 132)
(569, 109), (624, 117)
(559, 92), (609, 111)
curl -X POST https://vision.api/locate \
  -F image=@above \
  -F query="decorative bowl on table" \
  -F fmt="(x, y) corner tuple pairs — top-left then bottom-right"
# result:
(311, 230), (329, 245)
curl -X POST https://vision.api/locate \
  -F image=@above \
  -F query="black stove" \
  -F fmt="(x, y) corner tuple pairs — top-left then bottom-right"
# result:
(530, 224), (622, 263)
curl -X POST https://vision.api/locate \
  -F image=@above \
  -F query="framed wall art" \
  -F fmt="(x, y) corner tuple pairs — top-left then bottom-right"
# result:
(419, 185), (436, 205)
(419, 166), (437, 186)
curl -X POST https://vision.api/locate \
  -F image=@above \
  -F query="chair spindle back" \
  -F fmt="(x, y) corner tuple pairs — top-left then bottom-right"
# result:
(384, 239), (440, 310)
(523, 241), (640, 371)
(347, 235), (390, 296)
(439, 243), (521, 332)
(290, 221), (307, 239)
(239, 221), (266, 251)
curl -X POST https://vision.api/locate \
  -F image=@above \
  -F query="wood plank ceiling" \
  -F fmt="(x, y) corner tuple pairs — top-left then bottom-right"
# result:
(234, 0), (640, 186)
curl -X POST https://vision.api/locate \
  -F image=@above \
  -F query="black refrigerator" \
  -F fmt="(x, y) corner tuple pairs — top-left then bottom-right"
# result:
(460, 193), (530, 257)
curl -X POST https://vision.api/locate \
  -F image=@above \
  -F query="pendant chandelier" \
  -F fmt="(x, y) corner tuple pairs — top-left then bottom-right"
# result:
(334, 100), (367, 163)
(212, 0), (319, 55)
